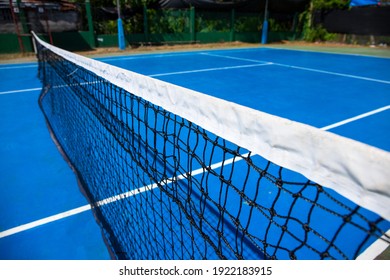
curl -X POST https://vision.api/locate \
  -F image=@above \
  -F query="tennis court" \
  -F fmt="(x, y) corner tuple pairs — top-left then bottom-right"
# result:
(0, 41), (389, 260)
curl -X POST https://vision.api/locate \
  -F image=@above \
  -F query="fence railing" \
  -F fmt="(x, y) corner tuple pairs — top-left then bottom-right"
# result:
(0, 2), (300, 54)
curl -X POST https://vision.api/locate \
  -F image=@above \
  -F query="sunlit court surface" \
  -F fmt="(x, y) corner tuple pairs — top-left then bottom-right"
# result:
(0, 37), (389, 262)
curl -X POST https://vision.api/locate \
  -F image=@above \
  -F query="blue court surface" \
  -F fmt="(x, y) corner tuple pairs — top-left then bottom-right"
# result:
(0, 46), (389, 259)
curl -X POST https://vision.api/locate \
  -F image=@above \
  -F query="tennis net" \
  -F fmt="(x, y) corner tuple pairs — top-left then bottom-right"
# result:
(33, 32), (390, 260)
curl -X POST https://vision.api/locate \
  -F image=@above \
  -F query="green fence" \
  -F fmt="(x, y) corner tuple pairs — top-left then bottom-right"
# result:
(0, 0), (95, 53)
(0, 2), (300, 54)
(94, 7), (300, 49)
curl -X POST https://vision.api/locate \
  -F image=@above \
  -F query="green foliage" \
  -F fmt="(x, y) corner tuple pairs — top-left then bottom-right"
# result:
(92, 5), (297, 36)
(196, 12), (231, 33)
(124, 13), (144, 33)
(268, 18), (294, 32)
(303, 25), (336, 42)
(94, 16), (144, 34)
(147, 9), (189, 34)
(235, 15), (261, 32)
(300, 0), (349, 42)
(311, 0), (350, 10)
(94, 20), (117, 34)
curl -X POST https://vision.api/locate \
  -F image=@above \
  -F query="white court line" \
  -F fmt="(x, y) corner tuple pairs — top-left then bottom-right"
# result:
(0, 87), (41, 95)
(150, 63), (272, 77)
(1, 105), (388, 258)
(98, 48), (262, 63)
(0, 155), (241, 239)
(100, 52), (200, 62)
(5, 50), (388, 95)
(201, 52), (390, 85)
(320, 105), (390, 131)
(1, 104), (388, 239)
(0, 64), (37, 70)
(265, 46), (390, 59)
(201, 52), (271, 64)
(0, 205), (91, 239)
(356, 229), (390, 260)
(275, 63), (390, 85)
(0, 64), (272, 95)
(0, 80), (100, 96)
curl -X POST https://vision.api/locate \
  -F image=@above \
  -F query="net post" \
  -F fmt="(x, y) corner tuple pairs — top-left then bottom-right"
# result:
(116, 0), (125, 50)
(261, 0), (269, 44)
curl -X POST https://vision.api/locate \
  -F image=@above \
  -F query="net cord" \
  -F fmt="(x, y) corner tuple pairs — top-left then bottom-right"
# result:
(31, 32), (390, 221)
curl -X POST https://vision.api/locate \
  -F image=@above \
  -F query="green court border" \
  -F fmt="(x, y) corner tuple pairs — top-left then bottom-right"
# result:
(267, 43), (390, 58)
(1, 41), (390, 65)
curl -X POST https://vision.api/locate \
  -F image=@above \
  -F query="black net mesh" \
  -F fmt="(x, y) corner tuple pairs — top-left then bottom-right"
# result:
(35, 38), (390, 260)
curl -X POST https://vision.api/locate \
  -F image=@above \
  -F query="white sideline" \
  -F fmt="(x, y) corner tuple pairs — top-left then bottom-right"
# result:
(201, 52), (390, 84)
(0, 87), (41, 95)
(150, 63), (272, 77)
(0, 156), (237, 239)
(320, 105), (390, 131)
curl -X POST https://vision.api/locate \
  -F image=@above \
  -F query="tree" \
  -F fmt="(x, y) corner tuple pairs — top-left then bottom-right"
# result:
(301, 0), (350, 42)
